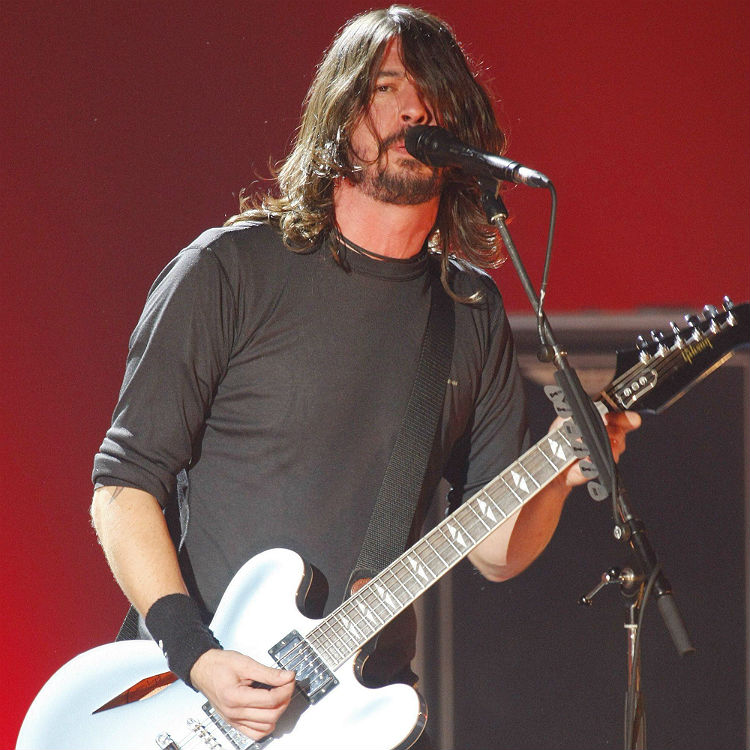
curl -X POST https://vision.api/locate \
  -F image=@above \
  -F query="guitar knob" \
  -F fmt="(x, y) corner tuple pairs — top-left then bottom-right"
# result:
(723, 295), (735, 311)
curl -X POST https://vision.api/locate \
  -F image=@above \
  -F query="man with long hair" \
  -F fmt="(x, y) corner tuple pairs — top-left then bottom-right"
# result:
(90, 6), (638, 746)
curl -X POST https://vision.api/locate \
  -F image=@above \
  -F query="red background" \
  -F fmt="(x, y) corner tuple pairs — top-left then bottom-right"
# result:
(3, 1), (748, 746)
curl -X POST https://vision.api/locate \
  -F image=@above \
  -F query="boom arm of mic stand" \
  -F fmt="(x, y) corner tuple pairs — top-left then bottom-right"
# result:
(478, 177), (694, 657)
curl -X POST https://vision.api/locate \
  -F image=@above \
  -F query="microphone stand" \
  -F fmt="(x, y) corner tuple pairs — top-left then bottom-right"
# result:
(476, 176), (695, 750)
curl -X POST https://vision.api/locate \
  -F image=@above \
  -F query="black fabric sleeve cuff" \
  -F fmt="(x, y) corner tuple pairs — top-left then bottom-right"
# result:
(145, 593), (222, 690)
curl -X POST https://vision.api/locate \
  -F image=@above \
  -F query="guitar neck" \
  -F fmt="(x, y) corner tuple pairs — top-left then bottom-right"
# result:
(306, 420), (584, 669)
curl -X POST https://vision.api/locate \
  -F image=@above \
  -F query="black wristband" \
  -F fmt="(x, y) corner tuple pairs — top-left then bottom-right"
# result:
(145, 593), (222, 690)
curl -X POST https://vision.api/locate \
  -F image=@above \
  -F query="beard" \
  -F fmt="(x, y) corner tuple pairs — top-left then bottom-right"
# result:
(349, 129), (444, 205)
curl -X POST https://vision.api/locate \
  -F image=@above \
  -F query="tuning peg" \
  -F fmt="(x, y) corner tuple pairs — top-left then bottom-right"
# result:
(703, 304), (720, 332)
(636, 334), (650, 361)
(684, 314), (703, 340)
(668, 321), (684, 347)
(650, 329), (668, 354)
(722, 296), (738, 326)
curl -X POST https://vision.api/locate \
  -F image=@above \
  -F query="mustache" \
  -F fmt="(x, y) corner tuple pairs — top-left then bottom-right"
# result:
(381, 127), (411, 149)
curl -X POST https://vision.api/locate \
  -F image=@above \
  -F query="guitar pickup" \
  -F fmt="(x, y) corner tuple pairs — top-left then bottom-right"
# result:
(269, 630), (338, 704)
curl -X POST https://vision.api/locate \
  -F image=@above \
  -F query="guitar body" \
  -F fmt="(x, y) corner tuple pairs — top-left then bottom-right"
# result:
(17, 549), (426, 750)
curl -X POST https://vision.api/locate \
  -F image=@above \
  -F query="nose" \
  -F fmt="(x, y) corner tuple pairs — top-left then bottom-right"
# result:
(400, 81), (433, 126)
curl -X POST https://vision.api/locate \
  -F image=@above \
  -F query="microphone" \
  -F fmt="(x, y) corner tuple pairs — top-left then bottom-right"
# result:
(405, 125), (551, 188)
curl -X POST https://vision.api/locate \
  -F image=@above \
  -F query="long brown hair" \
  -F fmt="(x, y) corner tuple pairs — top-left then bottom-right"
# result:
(227, 6), (508, 295)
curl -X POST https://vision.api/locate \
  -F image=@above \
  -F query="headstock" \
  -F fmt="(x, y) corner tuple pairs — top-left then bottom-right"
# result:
(603, 298), (749, 414)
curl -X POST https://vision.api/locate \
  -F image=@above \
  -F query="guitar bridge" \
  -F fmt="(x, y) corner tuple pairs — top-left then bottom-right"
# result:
(269, 630), (338, 704)
(201, 703), (273, 749)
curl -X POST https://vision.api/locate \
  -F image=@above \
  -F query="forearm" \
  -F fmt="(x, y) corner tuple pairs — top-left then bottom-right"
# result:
(90, 486), (296, 739)
(467, 410), (641, 582)
(90, 485), (188, 616)
(468, 475), (569, 582)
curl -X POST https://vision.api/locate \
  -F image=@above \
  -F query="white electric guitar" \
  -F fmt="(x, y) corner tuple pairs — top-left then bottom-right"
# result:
(17, 301), (748, 750)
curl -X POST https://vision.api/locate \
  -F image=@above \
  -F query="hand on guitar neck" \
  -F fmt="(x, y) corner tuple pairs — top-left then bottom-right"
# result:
(556, 410), (641, 489)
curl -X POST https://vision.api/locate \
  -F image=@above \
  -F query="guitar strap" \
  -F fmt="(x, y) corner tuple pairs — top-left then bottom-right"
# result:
(347, 260), (455, 595)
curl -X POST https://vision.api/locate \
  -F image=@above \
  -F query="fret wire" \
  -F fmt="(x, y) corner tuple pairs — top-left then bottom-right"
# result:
(480, 484), (508, 517)
(350, 597), (381, 639)
(537, 440), (564, 469)
(556, 428), (574, 447)
(307, 627), (341, 663)
(500, 473), (524, 504)
(311, 639), (338, 667)
(349, 596), (377, 640)
(474, 488), (507, 528)
(451, 510), (480, 544)
(493, 484), (527, 522)
(382, 566), (415, 604)
(411, 538), (440, 572)
(411, 543), (441, 580)
(537, 448), (559, 470)
(423, 536), (450, 570)
(401, 550), (435, 589)
(333, 609), (363, 647)
(465, 500), (492, 531)
(309, 621), (345, 662)
(368, 577), (400, 618)
(424, 531), (451, 566)
(395, 556), (425, 593)
(357, 588), (391, 624)
(354, 591), (386, 630)
(524, 445), (551, 470)
(385, 564), (420, 604)
(436, 522), (466, 558)
(337, 604), (369, 642)
(516, 459), (541, 488)
(327, 615), (358, 653)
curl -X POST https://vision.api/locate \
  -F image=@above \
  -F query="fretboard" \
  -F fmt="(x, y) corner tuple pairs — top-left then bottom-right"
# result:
(304, 420), (583, 669)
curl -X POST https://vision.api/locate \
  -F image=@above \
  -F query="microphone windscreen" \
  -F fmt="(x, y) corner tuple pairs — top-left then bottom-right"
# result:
(404, 125), (431, 161)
